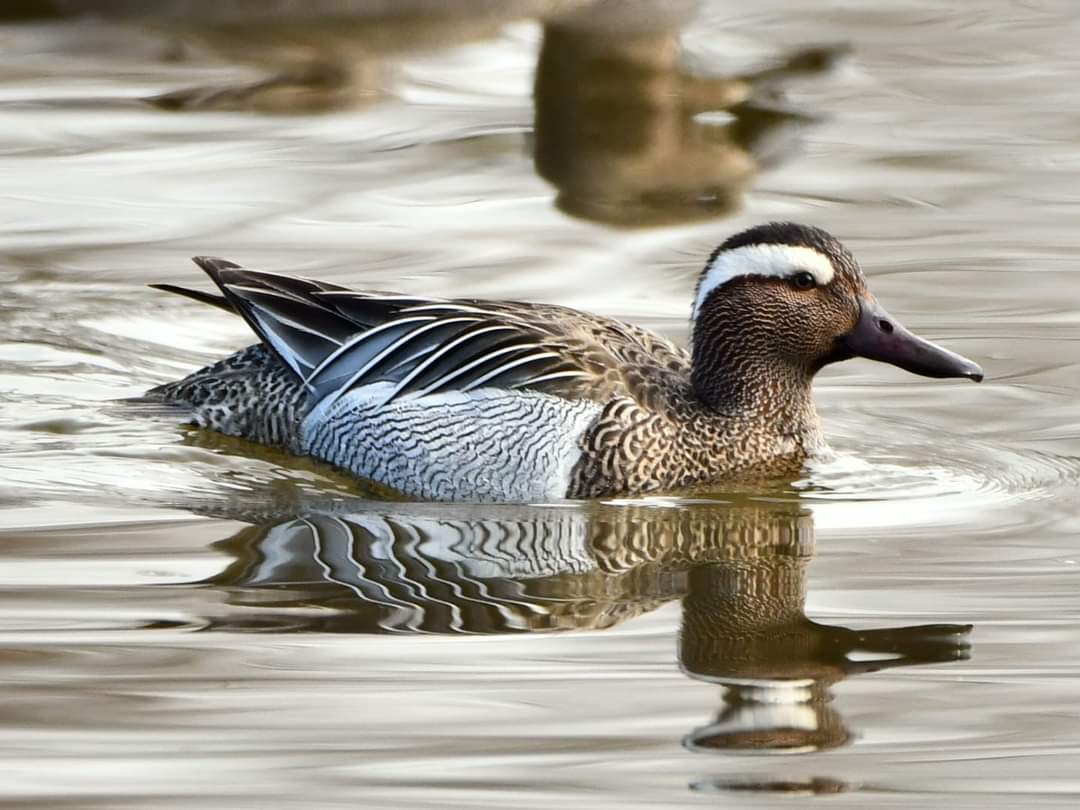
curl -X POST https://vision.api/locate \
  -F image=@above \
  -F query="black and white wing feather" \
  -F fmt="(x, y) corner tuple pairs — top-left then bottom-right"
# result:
(163, 257), (605, 405)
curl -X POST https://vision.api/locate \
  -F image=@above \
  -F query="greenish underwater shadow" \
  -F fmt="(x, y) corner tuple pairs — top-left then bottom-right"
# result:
(185, 495), (971, 760)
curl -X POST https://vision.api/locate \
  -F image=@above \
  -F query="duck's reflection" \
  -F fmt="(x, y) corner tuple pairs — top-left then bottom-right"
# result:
(200, 498), (970, 754)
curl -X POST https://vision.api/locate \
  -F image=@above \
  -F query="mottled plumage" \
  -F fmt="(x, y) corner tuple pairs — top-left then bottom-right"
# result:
(147, 223), (983, 501)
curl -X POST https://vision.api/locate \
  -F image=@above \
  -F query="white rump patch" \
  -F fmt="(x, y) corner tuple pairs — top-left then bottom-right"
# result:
(692, 244), (836, 319)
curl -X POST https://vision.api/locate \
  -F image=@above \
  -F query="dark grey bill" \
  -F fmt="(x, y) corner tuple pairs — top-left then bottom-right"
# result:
(838, 299), (984, 382)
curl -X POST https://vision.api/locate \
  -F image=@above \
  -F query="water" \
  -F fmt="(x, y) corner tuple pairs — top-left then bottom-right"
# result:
(2, 0), (1079, 806)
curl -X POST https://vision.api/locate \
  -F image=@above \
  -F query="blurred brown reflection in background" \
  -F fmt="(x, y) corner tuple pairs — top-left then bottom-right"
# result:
(4, 0), (840, 224)
(195, 498), (970, 755)
(4, 0), (594, 111)
(533, 1), (840, 226)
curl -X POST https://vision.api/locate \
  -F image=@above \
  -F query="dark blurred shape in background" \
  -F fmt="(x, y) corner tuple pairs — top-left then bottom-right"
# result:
(3, 0), (593, 110)
(1, 0), (64, 19)
(0, 0), (843, 226)
(534, 0), (841, 226)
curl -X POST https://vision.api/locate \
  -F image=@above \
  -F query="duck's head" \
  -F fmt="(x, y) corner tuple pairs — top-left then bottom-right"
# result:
(690, 222), (982, 408)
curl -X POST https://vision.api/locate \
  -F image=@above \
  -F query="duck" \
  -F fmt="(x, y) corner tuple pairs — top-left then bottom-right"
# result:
(146, 222), (983, 502)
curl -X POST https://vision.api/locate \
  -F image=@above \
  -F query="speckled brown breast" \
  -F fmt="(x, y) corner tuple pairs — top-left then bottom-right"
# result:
(568, 391), (821, 498)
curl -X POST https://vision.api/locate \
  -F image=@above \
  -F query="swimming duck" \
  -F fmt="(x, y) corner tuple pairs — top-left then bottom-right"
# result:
(147, 222), (982, 502)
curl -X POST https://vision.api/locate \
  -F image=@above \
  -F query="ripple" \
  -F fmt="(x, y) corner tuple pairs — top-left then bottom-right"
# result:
(799, 426), (1080, 531)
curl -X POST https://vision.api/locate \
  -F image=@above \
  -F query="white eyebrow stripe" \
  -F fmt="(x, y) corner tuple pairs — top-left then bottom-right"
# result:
(691, 244), (836, 319)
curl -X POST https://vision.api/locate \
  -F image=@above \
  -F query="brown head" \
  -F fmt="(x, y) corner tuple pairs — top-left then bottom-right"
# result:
(690, 223), (983, 411)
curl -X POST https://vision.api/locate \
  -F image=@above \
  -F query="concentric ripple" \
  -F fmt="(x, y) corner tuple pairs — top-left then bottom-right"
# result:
(798, 419), (1080, 531)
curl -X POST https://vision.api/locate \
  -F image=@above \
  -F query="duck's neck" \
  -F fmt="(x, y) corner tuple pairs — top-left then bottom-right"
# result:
(692, 356), (818, 425)
(690, 330), (820, 438)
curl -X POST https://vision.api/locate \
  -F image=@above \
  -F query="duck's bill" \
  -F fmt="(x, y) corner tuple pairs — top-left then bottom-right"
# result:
(838, 299), (984, 382)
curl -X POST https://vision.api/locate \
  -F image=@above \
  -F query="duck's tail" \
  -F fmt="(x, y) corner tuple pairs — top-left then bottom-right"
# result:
(148, 283), (234, 312)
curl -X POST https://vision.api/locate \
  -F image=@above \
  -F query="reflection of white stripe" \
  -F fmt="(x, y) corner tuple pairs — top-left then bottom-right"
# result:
(339, 516), (422, 624)
(692, 244), (835, 319)
(726, 703), (819, 734)
(399, 521), (469, 634)
(305, 517), (367, 600)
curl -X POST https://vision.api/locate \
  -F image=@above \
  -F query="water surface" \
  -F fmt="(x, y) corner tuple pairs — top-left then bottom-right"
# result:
(2, 1), (1080, 807)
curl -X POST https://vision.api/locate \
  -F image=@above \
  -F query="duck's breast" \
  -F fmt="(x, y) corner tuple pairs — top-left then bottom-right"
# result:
(301, 383), (603, 502)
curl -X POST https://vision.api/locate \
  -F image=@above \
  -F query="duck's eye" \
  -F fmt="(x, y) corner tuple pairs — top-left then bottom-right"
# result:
(790, 271), (817, 291)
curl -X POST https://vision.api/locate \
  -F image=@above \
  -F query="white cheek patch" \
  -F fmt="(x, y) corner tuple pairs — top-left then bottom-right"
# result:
(692, 244), (836, 319)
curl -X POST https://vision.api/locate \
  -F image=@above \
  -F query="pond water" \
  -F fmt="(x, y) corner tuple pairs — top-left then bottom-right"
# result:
(2, 1), (1080, 807)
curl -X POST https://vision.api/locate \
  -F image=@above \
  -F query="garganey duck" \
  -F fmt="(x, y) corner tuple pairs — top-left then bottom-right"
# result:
(147, 222), (983, 501)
